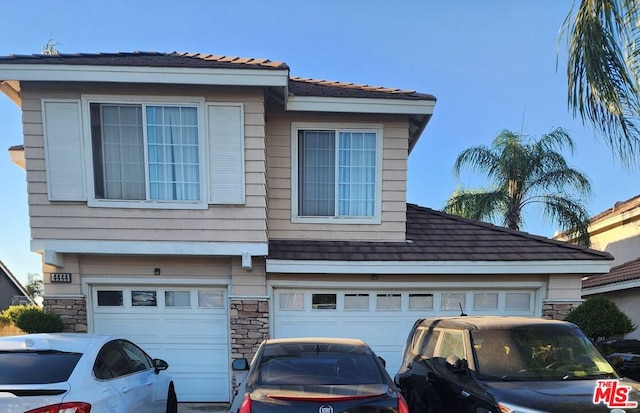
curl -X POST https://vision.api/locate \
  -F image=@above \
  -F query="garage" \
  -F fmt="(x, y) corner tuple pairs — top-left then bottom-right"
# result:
(90, 285), (229, 402)
(273, 287), (539, 374)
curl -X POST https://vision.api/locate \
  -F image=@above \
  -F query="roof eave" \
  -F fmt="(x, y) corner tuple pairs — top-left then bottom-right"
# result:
(0, 63), (290, 87)
(8, 145), (25, 168)
(286, 95), (435, 142)
(266, 259), (611, 275)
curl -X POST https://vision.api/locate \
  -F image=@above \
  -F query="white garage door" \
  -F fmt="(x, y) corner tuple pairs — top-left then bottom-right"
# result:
(273, 288), (537, 375)
(91, 286), (229, 402)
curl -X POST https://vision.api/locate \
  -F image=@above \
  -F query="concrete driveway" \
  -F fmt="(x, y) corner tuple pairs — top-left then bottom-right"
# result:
(178, 403), (228, 413)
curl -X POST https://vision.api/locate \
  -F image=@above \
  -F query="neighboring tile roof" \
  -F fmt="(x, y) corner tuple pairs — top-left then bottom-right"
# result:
(289, 77), (436, 101)
(0, 51), (289, 70)
(583, 257), (640, 288)
(268, 204), (613, 262)
(589, 194), (640, 225)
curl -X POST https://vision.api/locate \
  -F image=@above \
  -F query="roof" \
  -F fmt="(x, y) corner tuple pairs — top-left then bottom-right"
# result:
(418, 316), (577, 331)
(0, 51), (288, 70)
(589, 194), (640, 225)
(268, 204), (613, 262)
(0, 260), (34, 303)
(289, 77), (436, 101)
(583, 257), (640, 289)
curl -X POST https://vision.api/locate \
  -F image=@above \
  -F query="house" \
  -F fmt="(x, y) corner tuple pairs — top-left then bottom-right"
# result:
(557, 195), (640, 340)
(0, 51), (612, 402)
(0, 259), (33, 310)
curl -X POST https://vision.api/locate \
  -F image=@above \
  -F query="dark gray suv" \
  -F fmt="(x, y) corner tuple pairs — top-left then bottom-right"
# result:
(394, 316), (640, 413)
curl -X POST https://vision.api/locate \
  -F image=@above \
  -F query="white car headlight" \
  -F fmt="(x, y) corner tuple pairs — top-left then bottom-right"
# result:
(498, 401), (549, 413)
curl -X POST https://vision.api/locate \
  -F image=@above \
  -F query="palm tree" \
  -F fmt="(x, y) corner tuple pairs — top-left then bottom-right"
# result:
(564, 0), (640, 167)
(444, 128), (593, 245)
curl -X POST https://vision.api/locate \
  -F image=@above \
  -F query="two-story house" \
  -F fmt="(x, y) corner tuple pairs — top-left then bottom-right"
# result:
(0, 51), (612, 402)
(557, 195), (640, 340)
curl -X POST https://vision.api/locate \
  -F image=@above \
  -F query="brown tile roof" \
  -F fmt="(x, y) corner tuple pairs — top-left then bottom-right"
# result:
(289, 77), (436, 101)
(583, 257), (640, 288)
(0, 51), (289, 70)
(589, 194), (640, 225)
(268, 204), (613, 262)
(0, 51), (436, 102)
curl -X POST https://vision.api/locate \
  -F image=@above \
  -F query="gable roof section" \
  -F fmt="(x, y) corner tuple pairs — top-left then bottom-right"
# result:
(582, 257), (640, 290)
(267, 204), (612, 275)
(0, 259), (34, 303)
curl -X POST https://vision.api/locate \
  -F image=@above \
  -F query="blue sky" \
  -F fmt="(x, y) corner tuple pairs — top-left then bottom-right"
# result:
(1, 0), (639, 284)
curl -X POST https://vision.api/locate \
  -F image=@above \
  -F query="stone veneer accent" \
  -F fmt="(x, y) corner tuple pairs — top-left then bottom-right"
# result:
(230, 299), (269, 361)
(43, 297), (88, 333)
(542, 302), (577, 320)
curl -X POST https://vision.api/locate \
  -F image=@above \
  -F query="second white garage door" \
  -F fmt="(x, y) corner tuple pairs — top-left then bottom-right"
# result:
(90, 285), (229, 402)
(273, 288), (538, 375)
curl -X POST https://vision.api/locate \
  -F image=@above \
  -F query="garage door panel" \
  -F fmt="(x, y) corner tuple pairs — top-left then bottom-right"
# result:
(274, 288), (537, 375)
(91, 285), (229, 403)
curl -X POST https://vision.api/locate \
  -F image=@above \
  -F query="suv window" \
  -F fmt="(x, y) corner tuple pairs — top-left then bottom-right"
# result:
(411, 326), (441, 358)
(0, 351), (81, 384)
(120, 340), (152, 372)
(95, 342), (132, 379)
(436, 330), (465, 360)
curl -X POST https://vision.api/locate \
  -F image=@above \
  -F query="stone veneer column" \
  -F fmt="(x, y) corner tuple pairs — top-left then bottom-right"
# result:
(542, 302), (578, 320)
(230, 299), (269, 361)
(43, 297), (88, 333)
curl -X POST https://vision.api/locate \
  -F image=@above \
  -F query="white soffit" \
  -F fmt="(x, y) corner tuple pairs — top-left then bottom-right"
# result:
(266, 259), (611, 275)
(286, 95), (436, 115)
(0, 64), (289, 87)
(582, 278), (640, 295)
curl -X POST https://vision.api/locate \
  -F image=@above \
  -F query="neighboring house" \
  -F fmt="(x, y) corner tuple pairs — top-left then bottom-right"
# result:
(558, 195), (640, 340)
(0, 259), (34, 310)
(0, 51), (612, 402)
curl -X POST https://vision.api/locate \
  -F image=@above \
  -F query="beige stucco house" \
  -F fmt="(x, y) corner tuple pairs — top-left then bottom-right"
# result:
(0, 51), (613, 402)
(557, 195), (640, 340)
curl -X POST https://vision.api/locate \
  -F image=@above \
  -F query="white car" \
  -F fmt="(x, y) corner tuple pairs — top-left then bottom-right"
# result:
(0, 333), (177, 413)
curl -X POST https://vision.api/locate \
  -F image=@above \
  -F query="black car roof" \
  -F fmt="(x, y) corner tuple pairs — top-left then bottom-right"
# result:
(418, 316), (578, 331)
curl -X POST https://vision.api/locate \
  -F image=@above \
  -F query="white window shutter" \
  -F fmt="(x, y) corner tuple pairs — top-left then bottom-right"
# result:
(208, 104), (245, 204)
(42, 100), (86, 201)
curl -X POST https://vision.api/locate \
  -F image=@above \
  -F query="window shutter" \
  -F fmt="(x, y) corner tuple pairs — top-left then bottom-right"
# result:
(208, 104), (245, 204)
(42, 100), (86, 201)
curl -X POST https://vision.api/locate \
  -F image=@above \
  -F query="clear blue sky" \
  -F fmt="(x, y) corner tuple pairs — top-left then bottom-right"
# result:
(1, 0), (638, 284)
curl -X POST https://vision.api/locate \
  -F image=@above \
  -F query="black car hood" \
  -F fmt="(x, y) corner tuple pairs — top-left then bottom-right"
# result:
(480, 379), (640, 412)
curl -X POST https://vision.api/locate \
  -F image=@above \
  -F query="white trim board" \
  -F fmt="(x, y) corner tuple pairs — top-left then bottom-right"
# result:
(0, 64), (289, 87)
(582, 279), (640, 295)
(266, 259), (611, 274)
(32, 239), (268, 256)
(286, 96), (436, 115)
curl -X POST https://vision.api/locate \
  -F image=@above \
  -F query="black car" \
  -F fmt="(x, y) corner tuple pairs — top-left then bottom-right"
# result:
(598, 339), (640, 382)
(394, 316), (640, 413)
(229, 337), (408, 413)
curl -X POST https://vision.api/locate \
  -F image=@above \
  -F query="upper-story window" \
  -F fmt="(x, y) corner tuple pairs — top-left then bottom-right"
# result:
(291, 123), (382, 224)
(43, 96), (244, 208)
(90, 103), (200, 202)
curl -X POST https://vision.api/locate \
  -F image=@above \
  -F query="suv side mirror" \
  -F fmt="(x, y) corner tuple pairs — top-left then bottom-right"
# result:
(232, 358), (249, 371)
(445, 355), (468, 374)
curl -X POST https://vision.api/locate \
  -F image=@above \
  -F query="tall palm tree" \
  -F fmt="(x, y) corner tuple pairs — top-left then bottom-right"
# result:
(444, 128), (593, 245)
(564, 0), (640, 167)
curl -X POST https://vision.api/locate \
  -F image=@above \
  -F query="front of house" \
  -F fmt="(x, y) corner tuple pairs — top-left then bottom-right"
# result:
(0, 52), (612, 402)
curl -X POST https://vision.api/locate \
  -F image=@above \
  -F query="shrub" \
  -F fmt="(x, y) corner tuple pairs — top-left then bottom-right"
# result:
(14, 307), (64, 334)
(1, 305), (37, 324)
(565, 296), (636, 341)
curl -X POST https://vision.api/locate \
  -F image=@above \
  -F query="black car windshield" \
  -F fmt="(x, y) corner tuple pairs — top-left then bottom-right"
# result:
(471, 326), (616, 381)
(0, 351), (82, 384)
(256, 344), (384, 386)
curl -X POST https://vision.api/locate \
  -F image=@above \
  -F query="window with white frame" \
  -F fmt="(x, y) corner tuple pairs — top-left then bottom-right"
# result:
(293, 124), (381, 222)
(90, 103), (201, 202)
